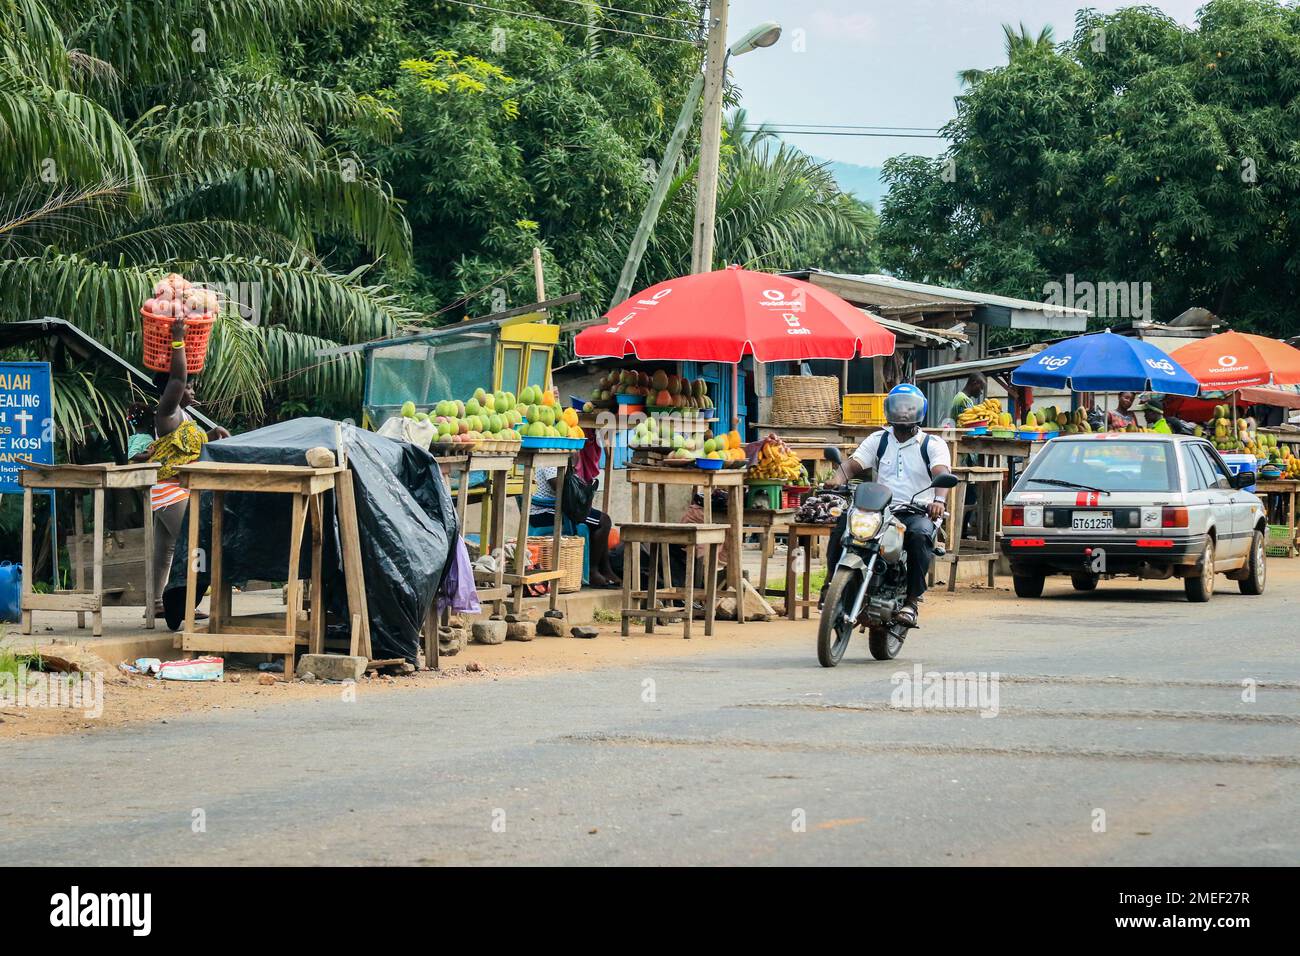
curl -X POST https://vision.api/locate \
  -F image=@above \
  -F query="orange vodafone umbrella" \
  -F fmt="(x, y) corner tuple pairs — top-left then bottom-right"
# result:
(1169, 331), (1300, 390)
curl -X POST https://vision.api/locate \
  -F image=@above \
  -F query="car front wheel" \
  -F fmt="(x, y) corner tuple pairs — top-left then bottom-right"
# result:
(1184, 538), (1215, 603)
(1238, 529), (1267, 596)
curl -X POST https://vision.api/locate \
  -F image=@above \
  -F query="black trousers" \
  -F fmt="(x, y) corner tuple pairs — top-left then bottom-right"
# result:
(824, 511), (936, 601)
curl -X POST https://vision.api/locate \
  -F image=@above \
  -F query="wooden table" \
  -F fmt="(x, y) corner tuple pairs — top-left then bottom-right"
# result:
(785, 523), (834, 620)
(176, 462), (370, 680)
(627, 464), (745, 622)
(20, 462), (160, 636)
(938, 465), (1003, 590)
(1255, 478), (1300, 557)
(743, 507), (795, 598)
(507, 448), (570, 615)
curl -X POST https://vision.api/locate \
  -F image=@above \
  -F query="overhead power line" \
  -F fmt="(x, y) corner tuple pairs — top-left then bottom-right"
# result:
(744, 127), (948, 139)
(436, 0), (702, 44)
(547, 0), (705, 28)
(756, 123), (942, 132)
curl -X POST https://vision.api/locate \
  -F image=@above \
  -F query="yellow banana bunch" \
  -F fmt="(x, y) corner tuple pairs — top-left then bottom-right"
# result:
(957, 397), (1002, 426)
(750, 436), (805, 481)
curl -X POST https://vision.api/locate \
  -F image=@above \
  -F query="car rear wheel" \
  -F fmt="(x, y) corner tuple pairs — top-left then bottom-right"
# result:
(1238, 529), (1267, 596)
(1013, 573), (1045, 598)
(1184, 538), (1215, 603)
(1070, 573), (1098, 592)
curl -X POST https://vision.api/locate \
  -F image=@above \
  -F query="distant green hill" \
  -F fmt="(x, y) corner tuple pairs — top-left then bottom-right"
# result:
(816, 158), (885, 207)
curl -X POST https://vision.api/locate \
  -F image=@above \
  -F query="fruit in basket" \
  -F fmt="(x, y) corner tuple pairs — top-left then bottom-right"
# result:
(750, 435), (804, 481)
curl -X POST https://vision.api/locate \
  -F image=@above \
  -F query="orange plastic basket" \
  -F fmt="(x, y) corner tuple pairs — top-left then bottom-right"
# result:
(141, 307), (216, 374)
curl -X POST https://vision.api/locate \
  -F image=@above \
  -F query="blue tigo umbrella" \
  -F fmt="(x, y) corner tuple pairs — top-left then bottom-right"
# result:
(1010, 331), (1201, 395)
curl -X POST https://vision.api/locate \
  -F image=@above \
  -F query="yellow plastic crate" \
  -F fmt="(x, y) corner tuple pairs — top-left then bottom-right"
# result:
(842, 393), (887, 426)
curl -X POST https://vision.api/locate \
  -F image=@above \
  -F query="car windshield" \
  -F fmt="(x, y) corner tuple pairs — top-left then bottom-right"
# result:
(1019, 440), (1178, 493)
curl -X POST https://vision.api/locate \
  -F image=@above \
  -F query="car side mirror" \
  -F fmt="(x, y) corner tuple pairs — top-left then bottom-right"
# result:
(1232, 470), (1255, 489)
(823, 446), (843, 466)
(930, 473), (960, 490)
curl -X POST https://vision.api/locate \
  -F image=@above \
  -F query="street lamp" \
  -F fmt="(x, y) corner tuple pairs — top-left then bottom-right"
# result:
(727, 21), (782, 59)
(690, 7), (782, 274)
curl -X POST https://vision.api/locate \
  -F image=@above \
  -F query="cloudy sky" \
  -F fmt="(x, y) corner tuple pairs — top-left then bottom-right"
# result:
(726, 0), (1206, 168)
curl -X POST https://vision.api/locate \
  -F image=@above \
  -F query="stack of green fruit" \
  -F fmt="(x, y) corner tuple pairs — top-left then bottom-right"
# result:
(400, 386), (524, 445)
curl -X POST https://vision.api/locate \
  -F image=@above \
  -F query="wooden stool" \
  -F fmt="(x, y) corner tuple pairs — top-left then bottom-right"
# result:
(785, 522), (834, 620)
(175, 462), (370, 680)
(620, 522), (726, 639)
(20, 462), (159, 637)
(743, 507), (795, 598)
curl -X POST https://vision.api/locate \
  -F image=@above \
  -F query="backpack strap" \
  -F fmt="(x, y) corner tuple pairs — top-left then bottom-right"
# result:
(876, 429), (932, 468)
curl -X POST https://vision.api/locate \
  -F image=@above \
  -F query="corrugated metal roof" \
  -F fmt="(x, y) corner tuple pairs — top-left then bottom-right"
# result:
(801, 270), (1089, 317)
(871, 313), (967, 347)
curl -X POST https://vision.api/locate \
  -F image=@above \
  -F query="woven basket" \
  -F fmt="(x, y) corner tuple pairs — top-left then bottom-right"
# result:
(527, 535), (585, 593)
(771, 375), (840, 427)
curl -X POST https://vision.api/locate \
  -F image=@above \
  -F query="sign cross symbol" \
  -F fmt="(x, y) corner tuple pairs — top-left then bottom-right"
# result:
(14, 409), (32, 435)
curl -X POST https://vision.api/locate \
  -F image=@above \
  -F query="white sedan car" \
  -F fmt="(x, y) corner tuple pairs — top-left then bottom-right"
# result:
(1000, 433), (1267, 601)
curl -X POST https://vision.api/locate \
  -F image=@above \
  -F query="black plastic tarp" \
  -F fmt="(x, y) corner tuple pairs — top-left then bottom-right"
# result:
(165, 417), (457, 662)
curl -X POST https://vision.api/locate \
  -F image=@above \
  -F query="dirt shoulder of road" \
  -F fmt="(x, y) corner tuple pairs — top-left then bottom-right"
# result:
(0, 581), (1014, 740)
(15, 554), (1293, 741)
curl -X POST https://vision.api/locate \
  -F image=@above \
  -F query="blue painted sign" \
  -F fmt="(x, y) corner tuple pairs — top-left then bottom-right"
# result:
(0, 362), (54, 493)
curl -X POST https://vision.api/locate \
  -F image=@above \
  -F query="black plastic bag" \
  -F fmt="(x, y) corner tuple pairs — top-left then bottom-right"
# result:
(164, 418), (457, 663)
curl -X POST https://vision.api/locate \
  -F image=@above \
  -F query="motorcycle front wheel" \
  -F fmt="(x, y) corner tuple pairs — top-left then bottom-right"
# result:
(817, 565), (860, 667)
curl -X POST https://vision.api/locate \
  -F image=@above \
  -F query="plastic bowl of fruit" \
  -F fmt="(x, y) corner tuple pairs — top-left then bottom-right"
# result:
(694, 457), (724, 470)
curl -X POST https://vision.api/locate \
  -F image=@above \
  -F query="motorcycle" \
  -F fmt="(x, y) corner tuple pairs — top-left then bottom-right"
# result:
(817, 447), (960, 666)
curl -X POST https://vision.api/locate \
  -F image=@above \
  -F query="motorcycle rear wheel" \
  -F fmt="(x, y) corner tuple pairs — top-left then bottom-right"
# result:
(817, 565), (859, 667)
(868, 623), (907, 660)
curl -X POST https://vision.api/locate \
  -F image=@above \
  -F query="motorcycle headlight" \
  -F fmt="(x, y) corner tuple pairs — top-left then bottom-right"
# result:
(848, 509), (882, 540)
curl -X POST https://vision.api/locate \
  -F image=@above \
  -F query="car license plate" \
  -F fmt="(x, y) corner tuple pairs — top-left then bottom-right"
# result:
(1072, 511), (1113, 531)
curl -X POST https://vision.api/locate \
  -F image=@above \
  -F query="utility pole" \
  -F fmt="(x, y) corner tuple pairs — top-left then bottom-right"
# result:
(690, 0), (729, 275)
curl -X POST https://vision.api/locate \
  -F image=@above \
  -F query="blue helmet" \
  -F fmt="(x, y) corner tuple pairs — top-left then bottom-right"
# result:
(884, 383), (927, 426)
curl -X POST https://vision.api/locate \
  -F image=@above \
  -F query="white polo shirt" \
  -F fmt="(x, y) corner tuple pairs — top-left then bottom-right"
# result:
(850, 429), (951, 507)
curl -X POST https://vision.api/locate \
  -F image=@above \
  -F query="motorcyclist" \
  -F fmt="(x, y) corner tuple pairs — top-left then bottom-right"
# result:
(825, 383), (953, 628)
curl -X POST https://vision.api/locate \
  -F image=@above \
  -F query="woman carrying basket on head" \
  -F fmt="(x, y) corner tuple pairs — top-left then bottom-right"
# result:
(146, 311), (229, 621)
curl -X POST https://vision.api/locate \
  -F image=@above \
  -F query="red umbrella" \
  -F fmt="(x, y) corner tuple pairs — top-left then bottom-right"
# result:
(574, 265), (896, 362)
(1169, 330), (1300, 390)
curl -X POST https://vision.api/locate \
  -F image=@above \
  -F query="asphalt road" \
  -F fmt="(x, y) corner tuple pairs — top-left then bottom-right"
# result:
(4, 574), (1298, 866)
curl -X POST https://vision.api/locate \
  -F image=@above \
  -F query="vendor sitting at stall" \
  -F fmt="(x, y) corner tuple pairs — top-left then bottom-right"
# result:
(1107, 391), (1139, 431)
(528, 445), (619, 588)
(1138, 393), (1194, 435)
(149, 313), (229, 621)
(949, 372), (986, 426)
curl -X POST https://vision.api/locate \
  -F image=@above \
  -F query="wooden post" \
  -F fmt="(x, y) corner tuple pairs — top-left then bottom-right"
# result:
(336, 469), (371, 659)
(532, 245), (546, 304)
(690, 0), (730, 274)
(728, 483), (744, 623)
(142, 489), (154, 630)
(549, 461), (566, 612)
(183, 490), (201, 648)
(91, 488), (104, 637)
(209, 491), (225, 630)
(308, 494), (324, 655)
(283, 493), (306, 678)
(20, 486), (33, 634)
(512, 458), (535, 614)
(73, 492), (85, 629)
